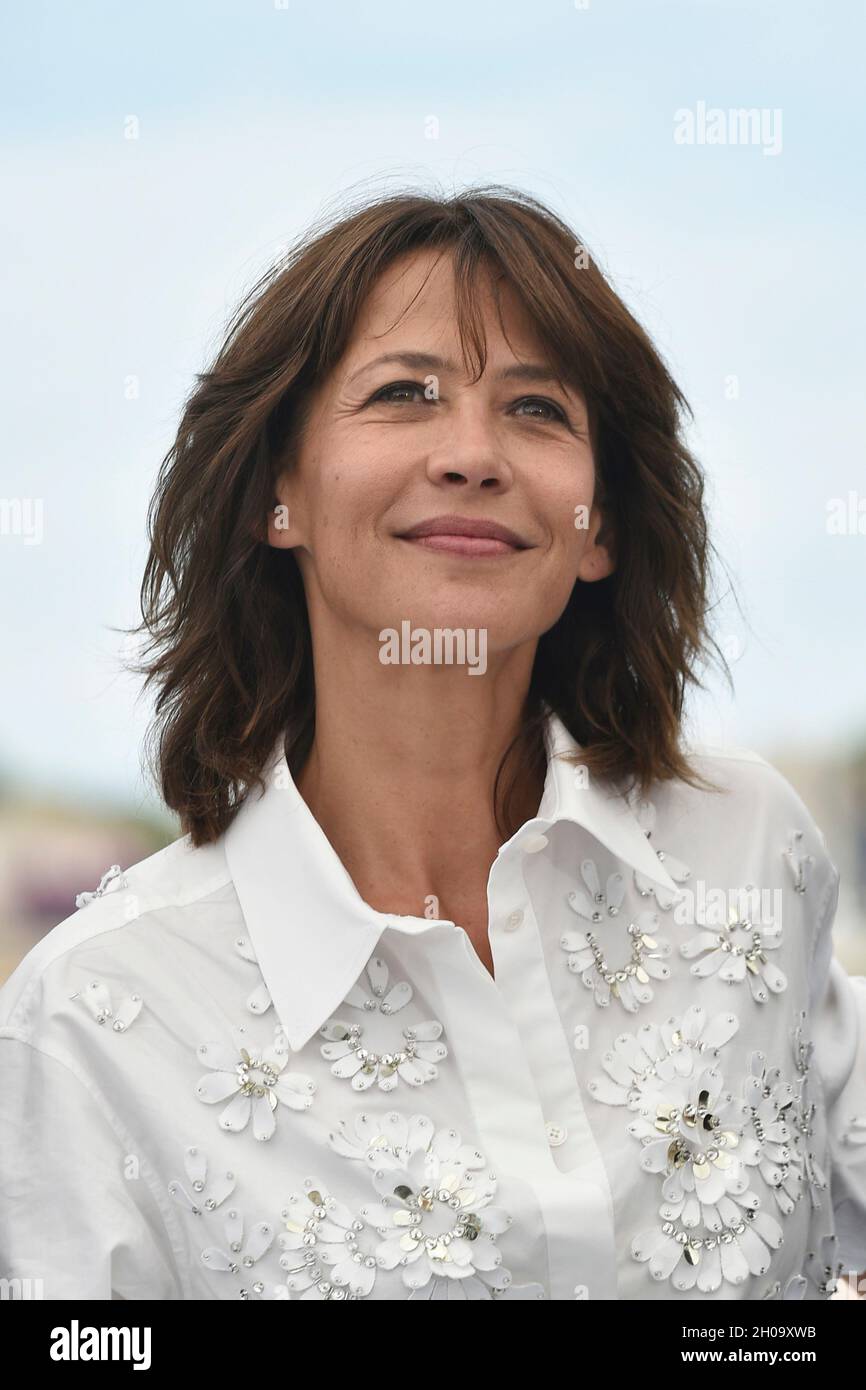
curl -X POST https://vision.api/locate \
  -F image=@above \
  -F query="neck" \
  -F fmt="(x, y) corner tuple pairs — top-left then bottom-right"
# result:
(295, 633), (545, 928)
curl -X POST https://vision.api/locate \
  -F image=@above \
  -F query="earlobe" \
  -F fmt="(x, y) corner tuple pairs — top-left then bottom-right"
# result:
(267, 500), (295, 549)
(578, 543), (616, 582)
(577, 507), (616, 582)
(267, 463), (305, 549)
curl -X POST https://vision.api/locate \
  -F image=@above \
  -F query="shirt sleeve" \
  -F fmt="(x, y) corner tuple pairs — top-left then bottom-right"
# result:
(0, 1037), (182, 1299)
(808, 863), (866, 1274)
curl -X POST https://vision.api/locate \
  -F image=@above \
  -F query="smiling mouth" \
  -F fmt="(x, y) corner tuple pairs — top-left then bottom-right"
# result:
(396, 515), (532, 558)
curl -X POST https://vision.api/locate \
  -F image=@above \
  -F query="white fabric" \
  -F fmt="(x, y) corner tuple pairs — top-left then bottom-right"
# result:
(1, 712), (864, 1301)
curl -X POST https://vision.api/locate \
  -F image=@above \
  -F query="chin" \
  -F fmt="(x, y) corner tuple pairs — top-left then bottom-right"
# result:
(374, 600), (543, 653)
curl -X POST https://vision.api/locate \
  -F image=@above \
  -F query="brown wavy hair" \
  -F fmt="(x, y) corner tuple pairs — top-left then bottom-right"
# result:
(126, 184), (733, 846)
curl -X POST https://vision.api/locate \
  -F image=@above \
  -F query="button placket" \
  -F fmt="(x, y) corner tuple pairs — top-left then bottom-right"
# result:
(546, 1122), (568, 1147)
(483, 839), (618, 1299)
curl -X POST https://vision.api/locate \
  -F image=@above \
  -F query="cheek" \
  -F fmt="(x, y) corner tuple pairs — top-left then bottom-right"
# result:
(540, 468), (597, 562)
(315, 426), (395, 504)
(302, 463), (390, 561)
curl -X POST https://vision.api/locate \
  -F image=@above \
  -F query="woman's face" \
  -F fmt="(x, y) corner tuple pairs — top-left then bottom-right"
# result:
(269, 248), (614, 661)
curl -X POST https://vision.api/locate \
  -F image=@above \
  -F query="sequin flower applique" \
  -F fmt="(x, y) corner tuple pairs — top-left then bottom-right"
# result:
(327, 1111), (546, 1300)
(803, 1234), (843, 1298)
(70, 978), (143, 1033)
(319, 955), (448, 1092)
(200, 1207), (276, 1299)
(754, 1017), (837, 1301)
(167, 1144), (237, 1215)
(74, 863), (128, 909)
(588, 1005), (788, 1292)
(782, 831), (813, 895)
(234, 935), (273, 1016)
(561, 858), (672, 1012)
(630, 798), (692, 910)
(679, 896), (787, 1003)
(278, 1179), (380, 1300)
(761, 1273), (807, 1300)
(761, 1236), (843, 1301)
(195, 1023), (316, 1141)
(739, 1051), (802, 1214)
(790, 1014), (829, 1206)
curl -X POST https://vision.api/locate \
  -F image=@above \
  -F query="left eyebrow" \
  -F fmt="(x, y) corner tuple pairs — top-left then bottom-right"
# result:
(498, 362), (570, 387)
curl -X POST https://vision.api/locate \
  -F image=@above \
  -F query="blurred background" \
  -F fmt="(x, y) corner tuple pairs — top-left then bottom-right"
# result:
(1, 2), (864, 996)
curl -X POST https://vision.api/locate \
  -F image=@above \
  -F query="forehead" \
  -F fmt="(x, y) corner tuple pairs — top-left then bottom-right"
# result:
(342, 247), (548, 365)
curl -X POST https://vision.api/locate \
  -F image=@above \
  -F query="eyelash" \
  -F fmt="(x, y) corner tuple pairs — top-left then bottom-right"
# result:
(369, 380), (570, 425)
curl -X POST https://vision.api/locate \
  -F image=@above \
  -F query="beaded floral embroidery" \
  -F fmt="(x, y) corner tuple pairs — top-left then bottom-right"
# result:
(274, 1110), (545, 1300)
(588, 1005), (790, 1291)
(165, 1148), (282, 1299)
(167, 1144), (237, 1215)
(762, 1235), (843, 1300)
(630, 798), (692, 910)
(74, 863), (128, 909)
(790, 1014), (829, 1206)
(70, 978), (143, 1033)
(318, 956), (448, 1092)
(679, 901), (787, 1004)
(279, 1179), (381, 1299)
(803, 1233), (843, 1298)
(588, 1005), (833, 1294)
(200, 1208), (276, 1298)
(561, 858), (672, 1013)
(234, 935), (273, 1016)
(761, 1272), (807, 1299)
(194, 1023), (316, 1141)
(783, 831), (813, 895)
(740, 1052), (794, 1192)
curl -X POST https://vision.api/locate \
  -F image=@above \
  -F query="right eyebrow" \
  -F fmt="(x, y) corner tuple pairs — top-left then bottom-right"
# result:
(345, 351), (457, 387)
(345, 351), (574, 393)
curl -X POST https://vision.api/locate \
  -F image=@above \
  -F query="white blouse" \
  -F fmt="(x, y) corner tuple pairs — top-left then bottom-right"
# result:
(1, 713), (865, 1302)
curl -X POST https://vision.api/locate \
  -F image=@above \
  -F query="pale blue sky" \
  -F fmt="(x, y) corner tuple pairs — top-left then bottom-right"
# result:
(1, 0), (864, 809)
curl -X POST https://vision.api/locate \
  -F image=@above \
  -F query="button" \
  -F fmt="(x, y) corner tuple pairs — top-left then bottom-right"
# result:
(504, 909), (524, 931)
(521, 832), (549, 854)
(546, 1121), (568, 1147)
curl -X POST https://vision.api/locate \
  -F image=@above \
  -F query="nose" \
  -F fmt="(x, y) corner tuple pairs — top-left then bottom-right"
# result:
(425, 398), (513, 491)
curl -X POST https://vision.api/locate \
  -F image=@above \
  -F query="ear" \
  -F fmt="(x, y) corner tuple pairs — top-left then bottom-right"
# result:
(577, 503), (616, 582)
(264, 468), (304, 550)
(266, 499), (295, 549)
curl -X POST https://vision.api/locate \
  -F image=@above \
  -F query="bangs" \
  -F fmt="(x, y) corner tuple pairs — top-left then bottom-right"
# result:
(307, 194), (600, 409)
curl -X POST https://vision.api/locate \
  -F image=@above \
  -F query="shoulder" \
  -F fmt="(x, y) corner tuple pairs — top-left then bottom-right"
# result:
(0, 830), (233, 1036)
(661, 739), (840, 917)
(679, 741), (829, 840)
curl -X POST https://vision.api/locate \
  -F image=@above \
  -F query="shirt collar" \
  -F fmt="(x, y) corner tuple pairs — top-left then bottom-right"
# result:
(536, 712), (679, 894)
(223, 710), (679, 1053)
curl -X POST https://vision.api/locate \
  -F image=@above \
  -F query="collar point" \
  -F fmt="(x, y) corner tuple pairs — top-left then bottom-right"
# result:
(282, 1020), (318, 1055)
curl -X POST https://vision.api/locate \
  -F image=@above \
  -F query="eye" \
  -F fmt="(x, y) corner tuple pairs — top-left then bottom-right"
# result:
(369, 380), (429, 404)
(511, 396), (569, 424)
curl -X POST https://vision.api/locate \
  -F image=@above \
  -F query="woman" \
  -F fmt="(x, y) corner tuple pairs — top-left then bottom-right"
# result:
(1, 186), (864, 1301)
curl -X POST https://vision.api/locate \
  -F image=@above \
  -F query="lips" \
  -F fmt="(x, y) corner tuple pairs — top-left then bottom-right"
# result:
(397, 515), (531, 557)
